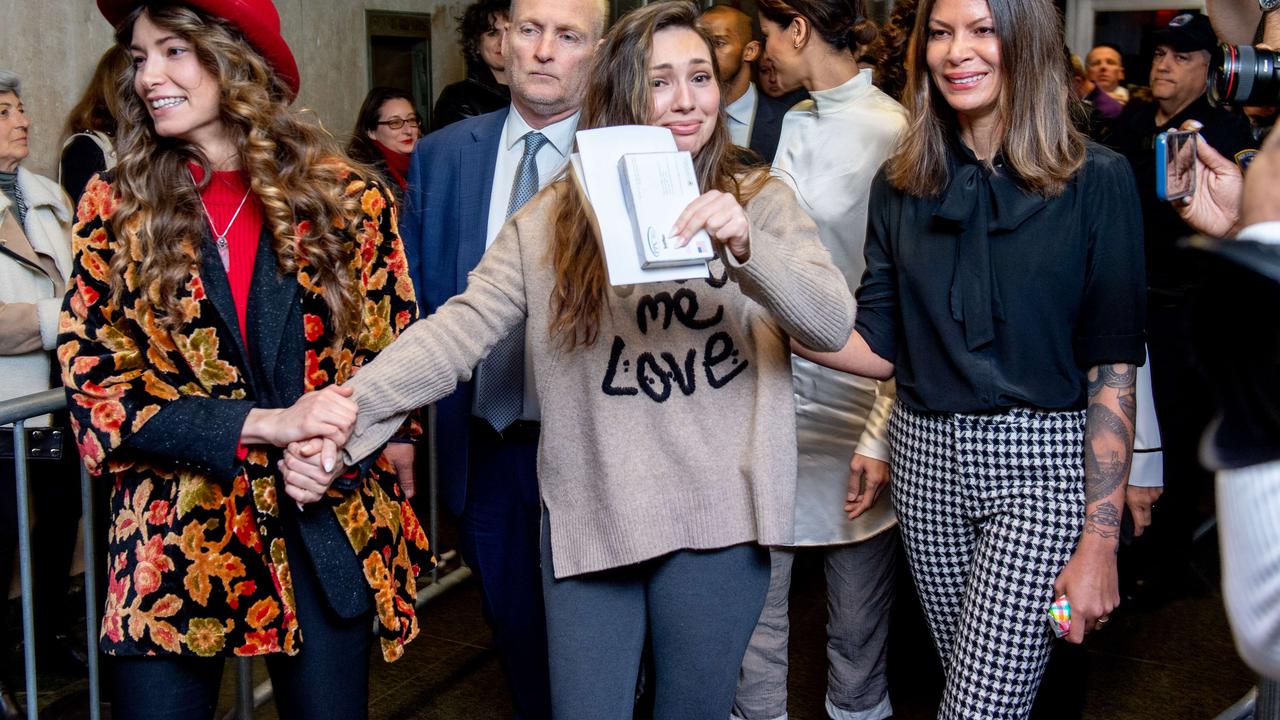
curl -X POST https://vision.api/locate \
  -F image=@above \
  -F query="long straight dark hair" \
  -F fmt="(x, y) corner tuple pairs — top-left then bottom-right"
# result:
(887, 0), (1086, 198)
(548, 0), (768, 349)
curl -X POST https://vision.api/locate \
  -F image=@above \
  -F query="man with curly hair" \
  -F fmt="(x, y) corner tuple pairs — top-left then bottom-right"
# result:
(431, 0), (511, 132)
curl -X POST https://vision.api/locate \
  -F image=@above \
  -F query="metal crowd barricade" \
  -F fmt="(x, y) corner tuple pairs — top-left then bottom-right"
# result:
(4, 390), (469, 720)
(0, 388), (101, 720)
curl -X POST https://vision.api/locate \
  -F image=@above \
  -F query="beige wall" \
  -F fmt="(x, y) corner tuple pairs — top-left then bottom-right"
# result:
(2, 0), (474, 179)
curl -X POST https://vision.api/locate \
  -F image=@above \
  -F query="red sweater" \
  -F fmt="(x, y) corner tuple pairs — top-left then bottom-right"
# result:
(191, 164), (263, 349)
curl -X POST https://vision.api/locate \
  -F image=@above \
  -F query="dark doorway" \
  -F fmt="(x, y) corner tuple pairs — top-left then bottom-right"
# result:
(367, 11), (433, 125)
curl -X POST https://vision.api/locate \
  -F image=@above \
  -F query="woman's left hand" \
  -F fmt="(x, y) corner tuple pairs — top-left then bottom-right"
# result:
(382, 442), (417, 499)
(280, 440), (348, 505)
(671, 190), (751, 262)
(1053, 539), (1120, 644)
(846, 453), (890, 520)
(1126, 485), (1163, 538)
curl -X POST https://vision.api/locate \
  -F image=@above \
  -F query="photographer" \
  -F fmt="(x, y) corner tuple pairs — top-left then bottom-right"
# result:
(1111, 12), (1257, 602)
(1170, 1), (1280, 678)
(1175, 126), (1280, 681)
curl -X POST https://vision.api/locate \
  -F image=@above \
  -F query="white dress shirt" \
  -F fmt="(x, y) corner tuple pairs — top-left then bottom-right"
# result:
(486, 107), (580, 248)
(1218, 459), (1280, 679)
(484, 106), (580, 421)
(1238, 221), (1280, 244)
(724, 82), (759, 149)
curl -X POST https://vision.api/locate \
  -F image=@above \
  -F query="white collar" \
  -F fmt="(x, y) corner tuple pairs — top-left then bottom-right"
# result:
(1237, 222), (1280, 246)
(725, 83), (759, 126)
(807, 69), (874, 117)
(504, 106), (580, 157)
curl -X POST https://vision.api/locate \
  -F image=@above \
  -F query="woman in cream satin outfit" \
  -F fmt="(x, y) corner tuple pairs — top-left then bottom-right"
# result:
(730, 2), (908, 720)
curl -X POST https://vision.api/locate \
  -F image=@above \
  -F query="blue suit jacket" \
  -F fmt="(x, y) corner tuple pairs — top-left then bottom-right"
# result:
(749, 91), (791, 164)
(401, 107), (509, 516)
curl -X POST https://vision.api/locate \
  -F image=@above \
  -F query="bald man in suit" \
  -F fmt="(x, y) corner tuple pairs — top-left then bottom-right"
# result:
(699, 4), (791, 162)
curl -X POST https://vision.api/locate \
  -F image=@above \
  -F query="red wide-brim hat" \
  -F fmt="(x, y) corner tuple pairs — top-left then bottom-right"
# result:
(97, 0), (301, 100)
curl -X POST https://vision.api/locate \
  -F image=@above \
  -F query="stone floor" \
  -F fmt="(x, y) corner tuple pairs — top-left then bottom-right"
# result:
(16, 526), (1258, 720)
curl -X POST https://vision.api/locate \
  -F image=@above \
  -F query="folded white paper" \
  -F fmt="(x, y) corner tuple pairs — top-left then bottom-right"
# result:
(619, 151), (714, 269)
(571, 126), (711, 286)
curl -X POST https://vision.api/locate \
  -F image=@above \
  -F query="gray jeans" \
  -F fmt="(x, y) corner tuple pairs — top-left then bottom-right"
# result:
(731, 531), (898, 720)
(541, 515), (771, 720)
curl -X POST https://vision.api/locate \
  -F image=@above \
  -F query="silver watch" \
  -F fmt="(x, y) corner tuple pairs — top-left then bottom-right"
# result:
(1263, 0), (1280, 13)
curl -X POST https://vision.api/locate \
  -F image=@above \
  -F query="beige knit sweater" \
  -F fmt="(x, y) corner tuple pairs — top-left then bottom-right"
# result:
(344, 178), (854, 578)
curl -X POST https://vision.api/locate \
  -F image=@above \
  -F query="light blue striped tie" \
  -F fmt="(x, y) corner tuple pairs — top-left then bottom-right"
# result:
(473, 131), (548, 432)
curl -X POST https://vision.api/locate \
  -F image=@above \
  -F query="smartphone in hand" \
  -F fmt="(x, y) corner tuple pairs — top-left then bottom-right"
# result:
(1156, 129), (1197, 202)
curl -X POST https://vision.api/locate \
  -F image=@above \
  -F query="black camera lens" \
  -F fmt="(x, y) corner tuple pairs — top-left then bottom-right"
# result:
(1210, 43), (1280, 107)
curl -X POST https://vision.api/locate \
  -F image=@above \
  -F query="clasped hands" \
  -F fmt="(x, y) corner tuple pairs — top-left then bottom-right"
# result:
(250, 385), (406, 506)
(247, 385), (355, 505)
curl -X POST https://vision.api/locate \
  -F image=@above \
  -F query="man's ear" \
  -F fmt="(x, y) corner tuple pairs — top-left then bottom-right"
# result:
(743, 39), (761, 63)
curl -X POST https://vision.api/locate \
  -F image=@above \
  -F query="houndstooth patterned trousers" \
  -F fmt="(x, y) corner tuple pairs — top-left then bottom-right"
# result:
(890, 405), (1086, 720)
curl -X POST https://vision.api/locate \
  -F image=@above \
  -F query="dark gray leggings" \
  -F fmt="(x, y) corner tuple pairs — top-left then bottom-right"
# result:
(540, 514), (771, 720)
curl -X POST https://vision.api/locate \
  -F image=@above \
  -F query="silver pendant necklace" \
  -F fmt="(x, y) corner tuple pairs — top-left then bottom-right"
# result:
(189, 169), (251, 271)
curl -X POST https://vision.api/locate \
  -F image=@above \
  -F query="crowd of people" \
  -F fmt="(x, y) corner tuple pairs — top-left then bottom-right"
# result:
(0, 0), (1278, 718)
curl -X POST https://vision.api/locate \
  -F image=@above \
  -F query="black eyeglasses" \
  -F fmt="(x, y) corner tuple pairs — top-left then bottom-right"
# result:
(377, 116), (421, 130)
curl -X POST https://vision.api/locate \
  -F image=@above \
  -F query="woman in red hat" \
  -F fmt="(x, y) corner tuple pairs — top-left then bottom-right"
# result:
(58, 2), (428, 718)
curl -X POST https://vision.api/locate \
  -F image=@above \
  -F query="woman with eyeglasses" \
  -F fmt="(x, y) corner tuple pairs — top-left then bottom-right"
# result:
(348, 87), (423, 207)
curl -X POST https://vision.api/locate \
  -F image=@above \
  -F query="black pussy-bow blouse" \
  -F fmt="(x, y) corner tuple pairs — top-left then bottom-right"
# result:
(854, 138), (1147, 414)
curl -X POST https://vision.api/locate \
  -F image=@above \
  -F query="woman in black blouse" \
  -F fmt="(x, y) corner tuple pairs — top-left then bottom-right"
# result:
(796, 0), (1145, 716)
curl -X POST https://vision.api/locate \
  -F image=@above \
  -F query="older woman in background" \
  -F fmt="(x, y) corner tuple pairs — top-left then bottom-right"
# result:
(0, 69), (80, 720)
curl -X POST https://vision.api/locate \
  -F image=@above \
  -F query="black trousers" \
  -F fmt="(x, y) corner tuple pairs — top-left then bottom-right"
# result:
(107, 513), (373, 720)
(0, 445), (83, 668)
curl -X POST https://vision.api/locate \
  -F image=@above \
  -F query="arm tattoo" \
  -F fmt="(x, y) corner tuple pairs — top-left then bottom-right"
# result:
(1084, 500), (1122, 541)
(1084, 404), (1132, 504)
(1117, 383), (1136, 425)
(1087, 364), (1137, 399)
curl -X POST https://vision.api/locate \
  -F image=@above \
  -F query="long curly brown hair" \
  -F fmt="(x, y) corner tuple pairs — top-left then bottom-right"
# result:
(107, 4), (365, 339)
(869, 0), (916, 102)
(549, 0), (769, 349)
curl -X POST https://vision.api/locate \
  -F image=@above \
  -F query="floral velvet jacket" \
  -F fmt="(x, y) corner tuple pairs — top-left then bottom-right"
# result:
(58, 172), (429, 661)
